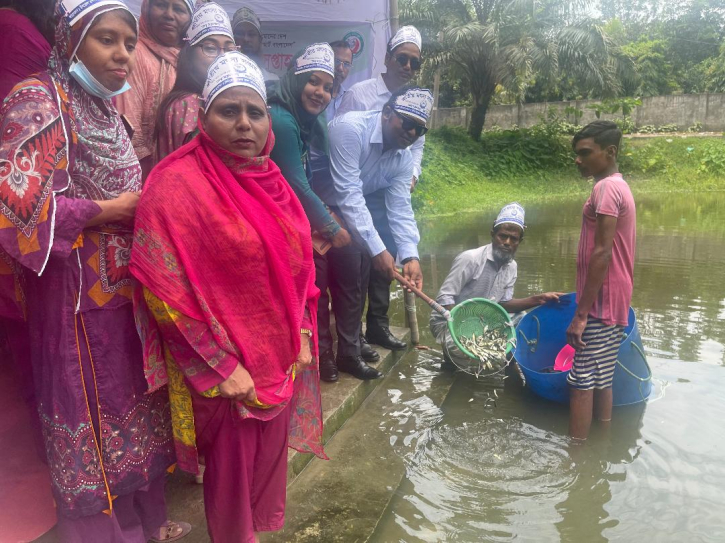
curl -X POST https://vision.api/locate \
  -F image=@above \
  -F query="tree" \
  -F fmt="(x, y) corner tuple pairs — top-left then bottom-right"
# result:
(620, 39), (679, 96)
(403, 0), (633, 140)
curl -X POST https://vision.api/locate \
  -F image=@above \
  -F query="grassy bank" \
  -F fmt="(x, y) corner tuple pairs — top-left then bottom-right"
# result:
(413, 127), (725, 217)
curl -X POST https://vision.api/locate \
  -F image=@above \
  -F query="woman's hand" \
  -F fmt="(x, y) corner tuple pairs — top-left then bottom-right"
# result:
(219, 364), (257, 403)
(295, 333), (313, 371)
(112, 192), (141, 225)
(87, 192), (140, 227)
(330, 227), (352, 248)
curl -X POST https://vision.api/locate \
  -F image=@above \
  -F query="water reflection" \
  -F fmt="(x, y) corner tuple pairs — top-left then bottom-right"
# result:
(393, 192), (725, 366)
(374, 193), (725, 542)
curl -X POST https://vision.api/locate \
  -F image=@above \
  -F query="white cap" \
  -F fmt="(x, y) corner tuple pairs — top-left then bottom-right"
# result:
(494, 203), (526, 230)
(202, 51), (266, 112)
(232, 6), (261, 34)
(393, 88), (433, 126)
(186, 2), (233, 46)
(61, 0), (129, 26)
(390, 25), (422, 52)
(294, 43), (335, 78)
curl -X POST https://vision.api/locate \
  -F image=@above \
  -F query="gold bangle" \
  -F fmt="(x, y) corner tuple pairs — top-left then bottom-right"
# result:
(300, 328), (313, 337)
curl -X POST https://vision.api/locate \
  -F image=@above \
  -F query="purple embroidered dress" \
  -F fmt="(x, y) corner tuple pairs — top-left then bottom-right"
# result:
(0, 0), (173, 534)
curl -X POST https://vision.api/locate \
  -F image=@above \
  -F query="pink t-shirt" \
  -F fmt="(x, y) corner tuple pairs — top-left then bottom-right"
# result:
(576, 173), (636, 326)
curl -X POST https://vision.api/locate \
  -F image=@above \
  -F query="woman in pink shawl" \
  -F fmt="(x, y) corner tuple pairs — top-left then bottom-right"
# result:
(131, 51), (327, 543)
(0, 0), (190, 541)
(116, 0), (192, 180)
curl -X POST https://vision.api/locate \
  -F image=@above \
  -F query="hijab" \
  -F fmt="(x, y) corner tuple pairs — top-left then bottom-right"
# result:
(132, 112), (318, 408)
(267, 50), (330, 151)
(138, 0), (190, 67)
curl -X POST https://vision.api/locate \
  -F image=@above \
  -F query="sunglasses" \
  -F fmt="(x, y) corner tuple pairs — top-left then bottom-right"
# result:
(394, 110), (428, 137)
(394, 53), (422, 71)
(198, 43), (240, 58)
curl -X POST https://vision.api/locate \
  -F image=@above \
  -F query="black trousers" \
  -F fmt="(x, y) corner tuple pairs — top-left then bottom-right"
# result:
(364, 189), (397, 332)
(315, 241), (370, 358)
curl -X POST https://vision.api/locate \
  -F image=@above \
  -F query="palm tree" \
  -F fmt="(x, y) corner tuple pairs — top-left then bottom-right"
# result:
(403, 0), (634, 139)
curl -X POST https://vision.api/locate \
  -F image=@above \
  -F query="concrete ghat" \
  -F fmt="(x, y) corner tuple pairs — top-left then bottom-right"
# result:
(288, 326), (412, 482)
(261, 348), (456, 543)
(159, 326), (413, 543)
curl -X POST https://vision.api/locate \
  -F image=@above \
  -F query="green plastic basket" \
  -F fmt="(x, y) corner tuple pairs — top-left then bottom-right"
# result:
(448, 298), (516, 361)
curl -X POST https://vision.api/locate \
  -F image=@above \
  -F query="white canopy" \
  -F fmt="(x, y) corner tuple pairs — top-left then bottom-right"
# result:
(125, 0), (392, 85)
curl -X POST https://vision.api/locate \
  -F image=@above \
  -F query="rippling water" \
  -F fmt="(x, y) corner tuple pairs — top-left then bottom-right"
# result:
(374, 192), (725, 542)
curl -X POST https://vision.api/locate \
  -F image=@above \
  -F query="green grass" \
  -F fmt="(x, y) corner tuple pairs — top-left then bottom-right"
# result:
(413, 127), (725, 217)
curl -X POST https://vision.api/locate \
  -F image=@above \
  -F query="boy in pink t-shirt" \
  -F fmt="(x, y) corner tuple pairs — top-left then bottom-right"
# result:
(567, 120), (636, 441)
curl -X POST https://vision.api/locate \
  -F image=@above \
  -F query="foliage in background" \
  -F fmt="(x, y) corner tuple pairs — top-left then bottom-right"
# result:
(414, 126), (725, 216)
(405, 0), (725, 112)
(401, 0), (633, 140)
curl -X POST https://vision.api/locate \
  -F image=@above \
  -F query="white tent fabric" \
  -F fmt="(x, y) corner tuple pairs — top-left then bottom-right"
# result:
(124, 0), (392, 85)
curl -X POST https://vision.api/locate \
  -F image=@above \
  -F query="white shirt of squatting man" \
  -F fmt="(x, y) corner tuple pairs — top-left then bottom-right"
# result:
(429, 244), (517, 342)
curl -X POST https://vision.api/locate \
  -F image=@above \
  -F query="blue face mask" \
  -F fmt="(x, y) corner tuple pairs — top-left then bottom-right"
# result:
(69, 59), (131, 100)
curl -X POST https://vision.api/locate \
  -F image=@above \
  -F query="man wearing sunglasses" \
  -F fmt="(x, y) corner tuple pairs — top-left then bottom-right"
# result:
(334, 25), (426, 354)
(231, 6), (279, 85)
(314, 87), (432, 381)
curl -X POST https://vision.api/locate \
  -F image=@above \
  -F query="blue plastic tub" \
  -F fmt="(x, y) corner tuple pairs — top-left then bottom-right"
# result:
(514, 293), (652, 406)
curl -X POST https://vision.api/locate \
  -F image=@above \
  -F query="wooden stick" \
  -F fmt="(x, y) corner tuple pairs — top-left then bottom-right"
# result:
(393, 271), (452, 321)
(404, 290), (420, 344)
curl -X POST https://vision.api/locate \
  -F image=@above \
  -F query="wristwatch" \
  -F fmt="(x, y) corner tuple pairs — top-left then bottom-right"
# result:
(401, 257), (419, 265)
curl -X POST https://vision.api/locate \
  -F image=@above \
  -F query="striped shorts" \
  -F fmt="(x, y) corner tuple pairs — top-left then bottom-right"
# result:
(567, 319), (624, 390)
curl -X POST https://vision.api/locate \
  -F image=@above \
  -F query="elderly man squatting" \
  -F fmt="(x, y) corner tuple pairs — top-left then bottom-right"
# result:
(430, 204), (563, 369)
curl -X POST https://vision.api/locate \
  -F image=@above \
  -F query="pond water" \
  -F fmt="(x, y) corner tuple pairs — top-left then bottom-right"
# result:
(373, 191), (725, 542)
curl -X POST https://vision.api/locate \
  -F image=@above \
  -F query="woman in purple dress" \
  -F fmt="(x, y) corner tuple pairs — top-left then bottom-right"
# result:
(0, 0), (189, 541)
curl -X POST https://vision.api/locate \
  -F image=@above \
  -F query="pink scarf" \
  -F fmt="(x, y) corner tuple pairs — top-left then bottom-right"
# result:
(138, 0), (184, 67)
(131, 121), (319, 406)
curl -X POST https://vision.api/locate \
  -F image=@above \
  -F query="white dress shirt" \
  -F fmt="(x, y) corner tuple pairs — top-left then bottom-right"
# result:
(321, 110), (420, 260)
(335, 74), (425, 178)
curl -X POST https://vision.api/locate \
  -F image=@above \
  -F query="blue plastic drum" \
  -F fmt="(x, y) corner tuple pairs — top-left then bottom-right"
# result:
(514, 293), (652, 406)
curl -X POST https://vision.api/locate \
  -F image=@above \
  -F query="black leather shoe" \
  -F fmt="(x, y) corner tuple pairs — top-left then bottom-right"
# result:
(336, 355), (383, 380)
(360, 335), (381, 362)
(366, 327), (407, 351)
(319, 350), (339, 382)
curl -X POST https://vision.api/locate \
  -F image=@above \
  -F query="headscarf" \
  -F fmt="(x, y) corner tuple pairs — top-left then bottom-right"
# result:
(138, 0), (191, 67)
(0, 0), (139, 281)
(131, 87), (319, 409)
(267, 45), (335, 150)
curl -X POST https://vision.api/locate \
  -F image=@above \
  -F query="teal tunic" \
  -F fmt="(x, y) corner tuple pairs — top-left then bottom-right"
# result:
(269, 103), (340, 240)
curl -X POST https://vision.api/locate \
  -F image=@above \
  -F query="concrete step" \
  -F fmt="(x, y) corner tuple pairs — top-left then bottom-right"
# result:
(260, 349), (456, 543)
(159, 326), (413, 543)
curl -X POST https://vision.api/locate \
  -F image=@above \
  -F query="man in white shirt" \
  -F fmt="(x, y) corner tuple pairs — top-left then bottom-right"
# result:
(326, 39), (353, 121)
(317, 87), (432, 381)
(335, 25), (426, 353)
(431, 203), (563, 368)
(231, 6), (279, 85)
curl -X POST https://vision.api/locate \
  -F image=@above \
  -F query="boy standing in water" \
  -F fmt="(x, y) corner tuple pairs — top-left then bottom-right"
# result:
(567, 121), (636, 440)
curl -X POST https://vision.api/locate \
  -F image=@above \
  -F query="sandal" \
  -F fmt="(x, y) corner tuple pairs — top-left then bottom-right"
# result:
(149, 520), (192, 542)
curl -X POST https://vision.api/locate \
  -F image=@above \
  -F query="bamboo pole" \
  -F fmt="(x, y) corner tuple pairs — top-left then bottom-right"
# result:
(389, 0), (399, 33)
